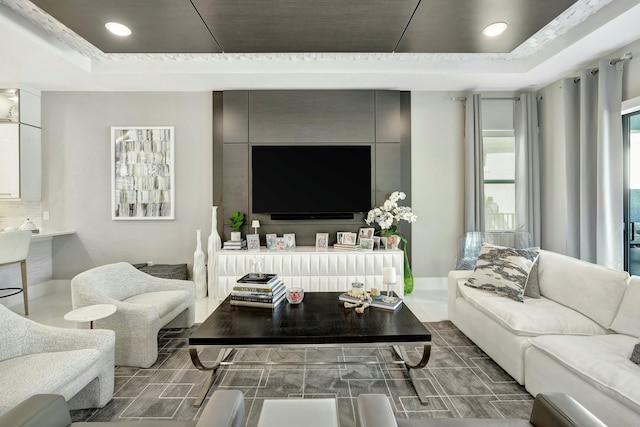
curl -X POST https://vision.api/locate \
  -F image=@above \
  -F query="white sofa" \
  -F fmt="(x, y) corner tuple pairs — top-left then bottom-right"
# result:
(0, 304), (115, 415)
(448, 249), (640, 426)
(71, 262), (195, 368)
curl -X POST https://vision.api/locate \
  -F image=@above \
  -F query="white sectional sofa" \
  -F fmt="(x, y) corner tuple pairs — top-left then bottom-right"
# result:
(448, 249), (640, 426)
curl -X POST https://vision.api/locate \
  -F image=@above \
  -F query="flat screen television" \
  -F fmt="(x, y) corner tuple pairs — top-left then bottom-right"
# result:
(252, 145), (372, 219)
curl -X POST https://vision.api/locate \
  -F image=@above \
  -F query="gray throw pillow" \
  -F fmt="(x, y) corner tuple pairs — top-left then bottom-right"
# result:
(631, 342), (640, 365)
(524, 258), (541, 298)
(465, 243), (540, 303)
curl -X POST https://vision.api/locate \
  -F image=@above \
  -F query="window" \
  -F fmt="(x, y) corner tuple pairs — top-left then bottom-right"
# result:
(482, 99), (515, 231)
(624, 111), (640, 274)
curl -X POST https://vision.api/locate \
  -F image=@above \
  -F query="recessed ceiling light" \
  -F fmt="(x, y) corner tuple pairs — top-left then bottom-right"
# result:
(482, 22), (508, 37)
(105, 22), (132, 37)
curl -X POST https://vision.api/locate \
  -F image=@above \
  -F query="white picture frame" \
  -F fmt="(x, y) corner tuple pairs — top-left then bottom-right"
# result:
(284, 233), (296, 250)
(357, 227), (374, 242)
(266, 233), (277, 250)
(111, 126), (175, 220)
(385, 235), (399, 250)
(372, 236), (381, 250)
(315, 233), (329, 249)
(246, 234), (260, 250)
(341, 232), (357, 245)
(360, 238), (374, 251)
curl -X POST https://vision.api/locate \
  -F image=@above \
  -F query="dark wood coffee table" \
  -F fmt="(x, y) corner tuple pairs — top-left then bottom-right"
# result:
(189, 292), (431, 406)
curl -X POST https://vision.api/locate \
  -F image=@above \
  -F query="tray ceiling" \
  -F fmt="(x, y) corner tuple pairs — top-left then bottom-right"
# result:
(1, 0), (635, 92)
(27, 0), (577, 55)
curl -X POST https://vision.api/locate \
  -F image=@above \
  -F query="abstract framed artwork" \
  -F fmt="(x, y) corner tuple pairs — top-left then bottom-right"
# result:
(111, 126), (175, 220)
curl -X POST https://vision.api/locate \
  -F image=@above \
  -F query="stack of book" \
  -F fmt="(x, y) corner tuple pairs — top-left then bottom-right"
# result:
(223, 240), (247, 250)
(230, 273), (286, 308)
(333, 243), (360, 251)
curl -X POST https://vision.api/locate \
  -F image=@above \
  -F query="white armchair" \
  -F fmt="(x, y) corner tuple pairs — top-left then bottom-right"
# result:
(0, 304), (115, 415)
(71, 262), (195, 368)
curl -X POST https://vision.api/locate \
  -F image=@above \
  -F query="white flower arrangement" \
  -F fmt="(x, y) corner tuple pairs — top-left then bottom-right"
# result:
(365, 191), (417, 236)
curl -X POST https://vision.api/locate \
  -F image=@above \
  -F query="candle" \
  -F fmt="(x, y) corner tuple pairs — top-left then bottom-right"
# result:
(383, 267), (396, 284)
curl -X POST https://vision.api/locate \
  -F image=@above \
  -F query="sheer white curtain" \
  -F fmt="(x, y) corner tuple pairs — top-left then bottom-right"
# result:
(563, 59), (625, 269)
(464, 94), (484, 232)
(514, 93), (541, 246)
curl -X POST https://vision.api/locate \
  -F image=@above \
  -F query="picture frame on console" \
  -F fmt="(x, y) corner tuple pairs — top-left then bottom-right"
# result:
(372, 236), (381, 250)
(266, 234), (277, 250)
(358, 228), (374, 242)
(360, 238), (374, 251)
(276, 237), (285, 250)
(385, 235), (399, 250)
(316, 233), (329, 249)
(246, 234), (260, 250)
(341, 232), (357, 245)
(284, 234), (296, 250)
(111, 126), (175, 220)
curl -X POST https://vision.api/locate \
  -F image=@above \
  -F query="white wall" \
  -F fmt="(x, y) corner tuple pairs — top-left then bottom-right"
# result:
(622, 39), (640, 101)
(410, 92), (465, 277)
(41, 92), (213, 279)
(538, 38), (640, 255)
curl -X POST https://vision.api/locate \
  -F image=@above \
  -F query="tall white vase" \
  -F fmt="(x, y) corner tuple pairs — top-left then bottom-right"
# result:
(193, 229), (207, 298)
(207, 206), (222, 300)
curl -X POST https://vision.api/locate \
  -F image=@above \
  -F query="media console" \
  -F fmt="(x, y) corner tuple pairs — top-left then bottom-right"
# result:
(213, 246), (404, 300)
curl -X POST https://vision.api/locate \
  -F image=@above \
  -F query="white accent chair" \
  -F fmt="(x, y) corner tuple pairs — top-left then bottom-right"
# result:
(0, 304), (115, 415)
(71, 262), (195, 368)
(0, 230), (32, 315)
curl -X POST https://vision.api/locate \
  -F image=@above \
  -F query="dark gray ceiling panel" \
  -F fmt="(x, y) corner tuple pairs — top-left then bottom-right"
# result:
(31, 0), (222, 53)
(29, 0), (577, 54)
(191, 0), (420, 53)
(396, 0), (577, 53)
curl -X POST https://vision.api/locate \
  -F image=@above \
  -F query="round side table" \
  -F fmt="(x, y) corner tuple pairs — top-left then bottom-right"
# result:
(64, 304), (117, 329)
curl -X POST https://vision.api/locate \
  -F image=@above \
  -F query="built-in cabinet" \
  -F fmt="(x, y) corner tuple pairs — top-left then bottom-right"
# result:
(0, 89), (41, 200)
(214, 247), (404, 300)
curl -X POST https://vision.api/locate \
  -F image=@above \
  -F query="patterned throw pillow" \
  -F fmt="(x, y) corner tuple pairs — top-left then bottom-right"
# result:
(524, 258), (541, 298)
(465, 243), (540, 302)
(631, 342), (640, 365)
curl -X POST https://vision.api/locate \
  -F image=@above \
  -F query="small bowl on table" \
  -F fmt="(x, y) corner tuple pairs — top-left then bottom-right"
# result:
(286, 287), (304, 304)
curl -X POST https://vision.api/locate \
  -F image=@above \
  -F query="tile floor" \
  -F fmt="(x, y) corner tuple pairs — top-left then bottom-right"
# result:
(70, 322), (533, 425)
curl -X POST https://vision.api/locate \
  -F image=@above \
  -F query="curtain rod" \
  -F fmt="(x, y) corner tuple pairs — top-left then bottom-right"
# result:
(450, 95), (542, 101)
(610, 52), (633, 66)
(573, 52), (633, 82)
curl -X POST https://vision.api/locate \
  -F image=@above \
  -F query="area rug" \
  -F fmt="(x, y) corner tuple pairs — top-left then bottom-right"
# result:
(70, 321), (533, 426)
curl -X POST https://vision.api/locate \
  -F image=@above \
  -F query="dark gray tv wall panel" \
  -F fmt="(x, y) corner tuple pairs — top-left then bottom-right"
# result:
(375, 91), (402, 143)
(214, 90), (410, 248)
(249, 90), (375, 143)
(223, 91), (249, 143)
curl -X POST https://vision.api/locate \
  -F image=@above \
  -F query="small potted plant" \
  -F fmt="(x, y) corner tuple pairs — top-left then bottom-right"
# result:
(225, 211), (245, 241)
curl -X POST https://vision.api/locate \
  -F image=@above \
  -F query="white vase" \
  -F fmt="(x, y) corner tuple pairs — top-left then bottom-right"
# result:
(207, 206), (222, 300)
(193, 229), (207, 298)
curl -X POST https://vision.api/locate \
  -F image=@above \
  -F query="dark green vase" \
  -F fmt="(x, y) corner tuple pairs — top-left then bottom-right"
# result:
(403, 247), (414, 294)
